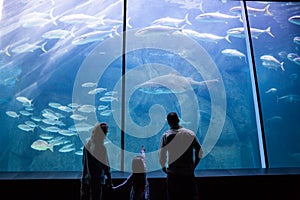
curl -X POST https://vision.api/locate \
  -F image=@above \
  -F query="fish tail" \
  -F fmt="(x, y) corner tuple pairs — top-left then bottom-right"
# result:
(5, 45), (11, 56)
(280, 62), (285, 71)
(225, 35), (231, 43)
(184, 13), (192, 25)
(126, 17), (133, 29)
(71, 26), (76, 37)
(112, 25), (120, 36)
(50, 8), (57, 26)
(49, 143), (54, 152)
(41, 42), (47, 53)
(266, 27), (275, 38)
(264, 4), (273, 16)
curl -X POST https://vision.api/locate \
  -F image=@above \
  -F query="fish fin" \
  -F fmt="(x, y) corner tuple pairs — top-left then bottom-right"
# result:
(264, 4), (273, 16)
(184, 13), (192, 25)
(49, 143), (54, 152)
(225, 35), (231, 43)
(50, 8), (57, 26)
(126, 17), (133, 29)
(280, 62), (285, 71)
(41, 42), (47, 53)
(266, 27), (275, 38)
(5, 45), (11, 56)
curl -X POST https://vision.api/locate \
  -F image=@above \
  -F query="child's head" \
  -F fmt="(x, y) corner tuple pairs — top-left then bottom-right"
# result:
(132, 156), (146, 173)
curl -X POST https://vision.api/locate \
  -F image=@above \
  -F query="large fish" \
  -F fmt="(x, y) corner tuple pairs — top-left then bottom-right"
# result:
(135, 72), (219, 94)
(135, 25), (182, 37)
(260, 55), (284, 71)
(195, 11), (242, 23)
(151, 13), (192, 27)
(178, 29), (231, 43)
(230, 4), (272, 16)
(31, 139), (54, 152)
(72, 26), (120, 45)
(288, 15), (300, 25)
(227, 26), (274, 39)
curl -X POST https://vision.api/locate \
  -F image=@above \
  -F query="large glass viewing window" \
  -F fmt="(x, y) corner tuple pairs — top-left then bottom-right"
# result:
(0, 0), (299, 174)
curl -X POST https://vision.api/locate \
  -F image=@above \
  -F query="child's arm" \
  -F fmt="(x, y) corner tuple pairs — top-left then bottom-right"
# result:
(112, 174), (133, 192)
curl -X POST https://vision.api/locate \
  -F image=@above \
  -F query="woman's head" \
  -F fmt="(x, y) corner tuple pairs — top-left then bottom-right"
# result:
(132, 156), (146, 173)
(90, 122), (108, 143)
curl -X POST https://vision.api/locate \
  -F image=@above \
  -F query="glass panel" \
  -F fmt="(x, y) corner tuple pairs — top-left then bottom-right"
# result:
(0, 0), (123, 172)
(248, 1), (300, 168)
(125, 0), (262, 172)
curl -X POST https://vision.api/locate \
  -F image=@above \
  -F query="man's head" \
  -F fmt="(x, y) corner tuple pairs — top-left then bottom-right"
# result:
(167, 112), (180, 127)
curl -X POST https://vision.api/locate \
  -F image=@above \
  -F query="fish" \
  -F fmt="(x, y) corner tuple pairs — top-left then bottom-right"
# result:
(88, 87), (107, 95)
(151, 13), (192, 27)
(135, 72), (219, 94)
(70, 114), (88, 121)
(42, 29), (73, 39)
(135, 25), (182, 37)
(71, 26), (119, 45)
(6, 111), (20, 118)
(59, 13), (104, 25)
(293, 57), (300, 66)
(18, 124), (34, 132)
(293, 36), (300, 45)
(16, 96), (33, 106)
(288, 15), (300, 25)
(260, 55), (284, 71)
(195, 11), (242, 23)
(99, 96), (118, 102)
(31, 139), (54, 152)
(178, 29), (231, 43)
(221, 48), (246, 62)
(226, 27), (274, 39)
(11, 42), (47, 54)
(265, 88), (277, 94)
(78, 105), (96, 113)
(99, 109), (114, 116)
(81, 82), (97, 87)
(230, 4), (272, 16)
(21, 8), (57, 27)
(277, 94), (300, 103)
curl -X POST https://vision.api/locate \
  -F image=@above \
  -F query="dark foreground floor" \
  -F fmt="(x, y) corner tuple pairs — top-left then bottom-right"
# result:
(0, 169), (299, 200)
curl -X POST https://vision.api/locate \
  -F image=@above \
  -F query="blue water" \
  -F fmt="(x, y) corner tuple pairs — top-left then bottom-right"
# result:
(0, 0), (299, 173)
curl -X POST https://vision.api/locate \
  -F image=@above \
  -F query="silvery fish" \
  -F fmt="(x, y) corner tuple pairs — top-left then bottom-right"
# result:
(135, 25), (182, 37)
(72, 26), (119, 45)
(18, 124), (34, 132)
(195, 11), (241, 23)
(221, 48), (246, 62)
(59, 13), (103, 25)
(179, 29), (231, 43)
(11, 42), (47, 54)
(227, 27), (274, 39)
(135, 72), (219, 94)
(82, 82), (97, 87)
(31, 139), (54, 152)
(230, 4), (272, 16)
(152, 13), (192, 27)
(6, 111), (20, 118)
(16, 96), (32, 105)
(260, 55), (285, 71)
(42, 29), (72, 39)
(288, 15), (300, 25)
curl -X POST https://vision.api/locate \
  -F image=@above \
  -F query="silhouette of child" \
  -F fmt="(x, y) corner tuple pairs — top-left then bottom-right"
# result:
(112, 146), (150, 200)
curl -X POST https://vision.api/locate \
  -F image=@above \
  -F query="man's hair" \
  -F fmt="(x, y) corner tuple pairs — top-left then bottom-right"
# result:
(167, 112), (179, 125)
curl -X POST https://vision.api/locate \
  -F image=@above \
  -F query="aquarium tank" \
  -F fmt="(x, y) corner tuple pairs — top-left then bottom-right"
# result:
(0, 0), (299, 174)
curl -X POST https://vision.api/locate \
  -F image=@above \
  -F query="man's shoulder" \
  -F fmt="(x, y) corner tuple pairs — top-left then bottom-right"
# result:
(179, 127), (195, 134)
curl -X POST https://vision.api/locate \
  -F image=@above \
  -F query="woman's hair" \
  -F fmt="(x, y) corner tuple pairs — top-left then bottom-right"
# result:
(132, 156), (146, 192)
(86, 122), (108, 149)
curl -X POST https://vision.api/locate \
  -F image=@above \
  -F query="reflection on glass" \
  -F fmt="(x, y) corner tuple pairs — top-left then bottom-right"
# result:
(0, 0), (299, 173)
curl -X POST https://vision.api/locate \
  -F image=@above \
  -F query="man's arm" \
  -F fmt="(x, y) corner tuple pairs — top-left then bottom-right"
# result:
(158, 135), (167, 173)
(193, 137), (203, 168)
